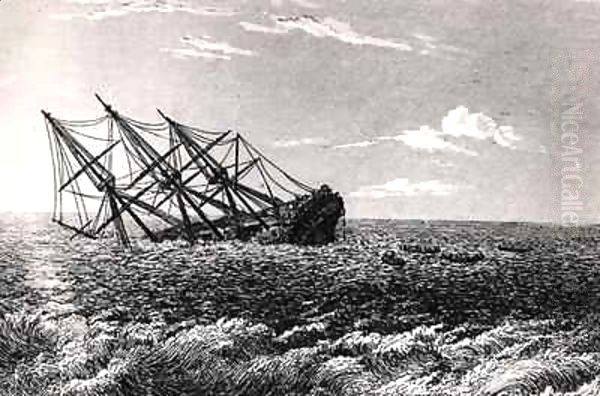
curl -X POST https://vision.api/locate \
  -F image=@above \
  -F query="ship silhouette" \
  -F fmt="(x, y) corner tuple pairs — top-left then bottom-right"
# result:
(42, 95), (345, 248)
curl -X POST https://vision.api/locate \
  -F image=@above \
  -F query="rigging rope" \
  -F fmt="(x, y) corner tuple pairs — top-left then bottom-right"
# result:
(65, 190), (104, 200)
(92, 193), (107, 234)
(258, 158), (301, 198)
(45, 120), (59, 220)
(115, 122), (154, 178)
(112, 119), (136, 185)
(115, 167), (144, 181)
(122, 116), (167, 129)
(183, 127), (219, 144)
(237, 141), (279, 203)
(55, 141), (87, 228)
(239, 136), (307, 196)
(48, 109), (324, 242)
(106, 118), (114, 176)
(177, 122), (226, 136)
(67, 127), (113, 142)
(57, 140), (64, 222)
(55, 116), (107, 127)
(218, 140), (234, 168)
(240, 135), (313, 192)
(138, 127), (170, 140)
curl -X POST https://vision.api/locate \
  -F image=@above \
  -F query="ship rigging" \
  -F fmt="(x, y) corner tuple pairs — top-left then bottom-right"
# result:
(43, 95), (344, 248)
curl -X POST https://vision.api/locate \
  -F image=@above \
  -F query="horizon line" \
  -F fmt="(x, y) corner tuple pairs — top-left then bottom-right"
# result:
(0, 211), (596, 226)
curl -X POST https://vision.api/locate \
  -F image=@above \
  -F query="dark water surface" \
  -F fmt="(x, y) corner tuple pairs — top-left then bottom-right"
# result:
(2, 214), (600, 334)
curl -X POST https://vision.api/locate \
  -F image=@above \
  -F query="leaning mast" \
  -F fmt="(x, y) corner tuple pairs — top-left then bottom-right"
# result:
(43, 96), (345, 247)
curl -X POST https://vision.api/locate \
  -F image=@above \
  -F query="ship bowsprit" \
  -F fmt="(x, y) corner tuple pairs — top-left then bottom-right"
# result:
(42, 95), (345, 248)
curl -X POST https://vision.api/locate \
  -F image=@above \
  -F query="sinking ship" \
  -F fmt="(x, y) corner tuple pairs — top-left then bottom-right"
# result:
(43, 95), (345, 248)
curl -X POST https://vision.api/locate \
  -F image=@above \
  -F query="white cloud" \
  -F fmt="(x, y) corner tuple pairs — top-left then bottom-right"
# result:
(410, 32), (469, 57)
(378, 126), (478, 156)
(160, 48), (231, 60)
(413, 33), (437, 49)
(241, 15), (424, 54)
(334, 106), (521, 155)
(333, 140), (377, 149)
(54, 0), (236, 20)
(162, 35), (254, 60)
(240, 21), (289, 34)
(413, 33), (436, 43)
(181, 35), (254, 57)
(271, 0), (322, 8)
(273, 137), (328, 147)
(351, 178), (461, 199)
(493, 126), (521, 148)
(441, 106), (521, 148)
(271, 15), (413, 51)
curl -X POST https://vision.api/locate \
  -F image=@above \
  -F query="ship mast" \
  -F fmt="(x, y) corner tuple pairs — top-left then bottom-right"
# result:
(42, 110), (131, 246)
(43, 95), (343, 247)
(157, 109), (276, 233)
(95, 94), (226, 243)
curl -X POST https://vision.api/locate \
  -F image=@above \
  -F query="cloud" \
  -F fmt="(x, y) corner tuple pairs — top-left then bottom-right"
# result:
(240, 21), (289, 34)
(350, 178), (461, 199)
(271, 0), (322, 8)
(249, 15), (413, 51)
(54, 0), (237, 20)
(333, 140), (377, 149)
(334, 127), (477, 156)
(378, 126), (478, 156)
(441, 106), (521, 148)
(273, 137), (328, 147)
(413, 33), (437, 50)
(241, 17), (464, 58)
(413, 33), (437, 43)
(160, 48), (231, 60)
(162, 35), (255, 60)
(181, 35), (254, 56)
(411, 32), (469, 58)
(242, 16), (462, 56)
(334, 106), (521, 155)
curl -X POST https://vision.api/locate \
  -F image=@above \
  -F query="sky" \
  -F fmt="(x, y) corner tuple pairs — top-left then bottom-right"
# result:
(1, 0), (600, 222)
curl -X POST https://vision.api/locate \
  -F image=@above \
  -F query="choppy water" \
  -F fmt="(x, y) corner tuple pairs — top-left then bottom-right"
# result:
(3, 214), (600, 396)
(4, 214), (600, 396)
(2, 214), (600, 328)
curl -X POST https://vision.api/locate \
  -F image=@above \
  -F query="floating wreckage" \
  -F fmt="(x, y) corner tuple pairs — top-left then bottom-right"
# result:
(43, 95), (345, 248)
